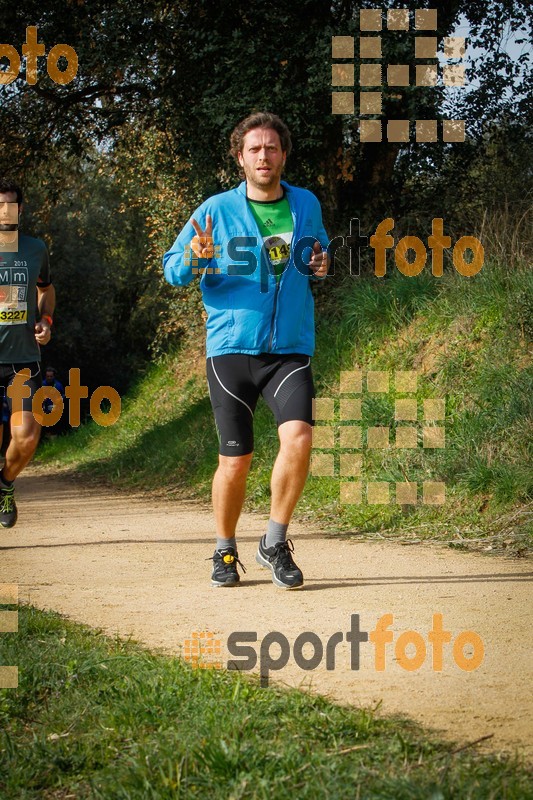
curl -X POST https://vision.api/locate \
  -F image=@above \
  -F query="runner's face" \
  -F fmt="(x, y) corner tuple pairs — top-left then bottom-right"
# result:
(238, 128), (286, 192)
(0, 193), (19, 232)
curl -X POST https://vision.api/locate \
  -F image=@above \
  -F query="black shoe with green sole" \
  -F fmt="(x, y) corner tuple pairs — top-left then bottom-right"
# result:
(0, 483), (17, 528)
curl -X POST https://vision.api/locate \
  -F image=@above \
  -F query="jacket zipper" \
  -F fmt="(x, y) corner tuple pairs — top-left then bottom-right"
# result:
(267, 280), (280, 351)
(267, 187), (296, 352)
(242, 194), (282, 354)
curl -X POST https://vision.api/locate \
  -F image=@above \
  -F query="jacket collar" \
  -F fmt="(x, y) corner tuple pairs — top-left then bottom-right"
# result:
(237, 180), (291, 197)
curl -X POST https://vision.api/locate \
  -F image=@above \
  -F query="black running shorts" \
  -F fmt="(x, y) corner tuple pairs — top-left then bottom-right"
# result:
(0, 362), (42, 414)
(206, 353), (315, 456)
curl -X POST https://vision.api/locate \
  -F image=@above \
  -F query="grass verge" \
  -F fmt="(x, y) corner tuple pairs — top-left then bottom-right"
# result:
(0, 606), (531, 799)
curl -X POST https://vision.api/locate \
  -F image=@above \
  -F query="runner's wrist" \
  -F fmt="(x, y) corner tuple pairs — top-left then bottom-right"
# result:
(41, 314), (53, 326)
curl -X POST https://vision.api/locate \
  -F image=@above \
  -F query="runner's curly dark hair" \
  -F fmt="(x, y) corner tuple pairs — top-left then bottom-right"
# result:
(0, 178), (23, 206)
(229, 112), (292, 175)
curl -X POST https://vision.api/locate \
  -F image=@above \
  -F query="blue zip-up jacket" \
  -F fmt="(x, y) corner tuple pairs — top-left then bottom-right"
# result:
(163, 180), (329, 358)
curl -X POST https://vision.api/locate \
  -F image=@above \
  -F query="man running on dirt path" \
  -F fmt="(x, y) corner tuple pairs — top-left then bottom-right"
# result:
(0, 178), (55, 528)
(163, 112), (329, 589)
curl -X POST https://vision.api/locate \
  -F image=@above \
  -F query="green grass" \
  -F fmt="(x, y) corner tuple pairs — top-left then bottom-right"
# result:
(0, 606), (531, 799)
(39, 259), (533, 554)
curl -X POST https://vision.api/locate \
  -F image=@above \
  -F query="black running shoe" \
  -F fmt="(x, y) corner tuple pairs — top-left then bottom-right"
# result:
(210, 547), (246, 587)
(256, 536), (304, 589)
(0, 483), (17, 528)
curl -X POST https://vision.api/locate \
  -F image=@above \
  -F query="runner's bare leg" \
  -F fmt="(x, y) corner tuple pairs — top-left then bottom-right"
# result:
(270, 420), (312, 524)
(212, 453), (253, 538)
(2, 411), (41, 481)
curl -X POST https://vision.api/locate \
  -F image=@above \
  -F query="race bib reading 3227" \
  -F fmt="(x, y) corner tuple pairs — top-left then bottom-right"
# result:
(0, 286), (28, 325)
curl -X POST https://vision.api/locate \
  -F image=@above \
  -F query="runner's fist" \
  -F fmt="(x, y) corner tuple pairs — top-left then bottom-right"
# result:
(308, 240), (328, 278)
(190, 215), (214, 259)
(34, 320), (51, 345)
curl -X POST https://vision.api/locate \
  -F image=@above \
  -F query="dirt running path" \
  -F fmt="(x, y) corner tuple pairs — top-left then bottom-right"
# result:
(2, 469), (532, 758)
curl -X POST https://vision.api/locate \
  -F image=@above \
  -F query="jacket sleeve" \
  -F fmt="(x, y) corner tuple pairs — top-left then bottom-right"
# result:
(163, 206), (211, 287)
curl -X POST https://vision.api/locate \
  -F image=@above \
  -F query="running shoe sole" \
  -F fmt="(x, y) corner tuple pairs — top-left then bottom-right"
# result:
(211, 577), (241, 588)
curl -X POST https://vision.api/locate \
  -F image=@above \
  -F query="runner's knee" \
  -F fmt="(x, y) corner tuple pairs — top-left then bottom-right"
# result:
(218, 453), (253, 478)
(278, 421), (313, 453)
(9, 427), (40, 457)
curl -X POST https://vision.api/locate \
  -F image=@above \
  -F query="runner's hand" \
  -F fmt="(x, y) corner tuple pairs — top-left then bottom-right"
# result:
(308, 241), (328, 278)
(34, 320), (51, 345)
(190, 215), (214, 259)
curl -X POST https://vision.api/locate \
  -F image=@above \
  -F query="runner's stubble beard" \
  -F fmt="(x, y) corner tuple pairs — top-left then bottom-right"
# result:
(242, 160), (284, 194)
(0, 204), (19, 232)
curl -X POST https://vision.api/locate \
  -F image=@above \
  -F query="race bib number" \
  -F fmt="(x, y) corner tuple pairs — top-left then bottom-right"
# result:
(0, 303), (27, 325)
(264, 232), (293, 267)
(0, 285), (28, 324)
